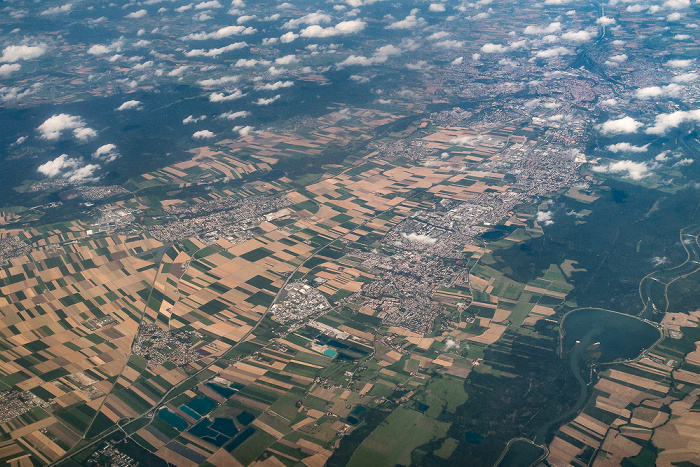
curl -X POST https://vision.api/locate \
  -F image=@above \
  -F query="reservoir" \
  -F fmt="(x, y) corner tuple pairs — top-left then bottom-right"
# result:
(561, 308), (661, 363)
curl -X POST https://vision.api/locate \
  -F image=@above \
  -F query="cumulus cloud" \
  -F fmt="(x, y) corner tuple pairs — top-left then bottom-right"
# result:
(183, 115), (206, 124)
(481, 43), (507, 53)
(606, 142), (649, 153)
(184, 42), (247, 57)
(233, 125), (255, 135)
(195, 0), (222, 9)
(435, 39), (465, 49)
(523, 22), (561, 34)
(93, 144), (119, 162)
(116, 100), (142, 111)
(255, 80), (294, 90)
(562, 30), (593, 42)
(597, 116), (643, 135)
(126, 9), (148, 19)
(87, 40), (124, 56)
(387, 14), (427, 29)
(197, 75), (239, 86)
(38, 154), (79, 177)
(402, 232), (438, 244)
(592, 160), (655, 180)
(646, 109), (700, 135)
(664, 0), (690, 8)
(41, 3), (72, 15)
(193, 130), (215, 138)
(254, 94), (281, 105)
(183, 25), (255, 40)
(283, 11), (331, 29)
(300, 20), (366, 37)
(536, 211), (554, 226)
(280, 31), (299, 43)
(607, 53), (627, 63)
(37, 154), (99, 182)
(0, 44), (47, 62)
(452, 56), (464, 65)
(536, 47), (571, 58)
(665, 59), (693, 68)
(275, 54), (298, 65)
(209, 90), (245, 101)
(37, 114), (97, 141)
(219, 110), (249, 120)
(168, 65), (189, 76)
(672, 72), (698, 83)
(596, 16), (616, 26)
(0, 64), (21, 77)
(429, 3), (446, 12)
(635, 84), (682, 99)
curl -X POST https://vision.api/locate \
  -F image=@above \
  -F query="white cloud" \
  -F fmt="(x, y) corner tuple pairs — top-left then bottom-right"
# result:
(193, 130), (216, 138)
(596, 16), (616, 26)
(562, 30), (593, 42)
(523, 22), (561, 35)
(672, 72), (698, 83)
(183, 115), (207, 124)
(597, 116), (643, 135)
(646, 109), (700, 135)
(673, 158), (693, 167)
(195, 0), (222, 9)
(168, 65), (189, 76)
(536, 211), (554, 226)
(402, 232), (438, 244)
(126, 9), (148, 19)
(275, 54), (298, 65)
(592, 160), (654, 180)
(674, 34), (692, 40)
(429, 3), (446, 12)
(452, 56), (464, 65)
(635, 84), (682, 99)
(132, 61), (153, 70)
(116, 100), (142, 111)
(37, 114), (97, 141)
(87, 40), (123, 56)
(0, 64), (20, 77)
(219, 110), (249, 120)
(428, 31), (450, 40)
(600, 98), (618, 107)
(256, 80), (294, 90)
(664, 0), (690, 9)
(283, 11), (331, 29)
(536, 47), (571, 58)
(41, 3), (72, 15)
(197, 75), (239, 86)
(300, 20), (366, 37)
(235, 58), (270, 67)
(0, 44), (47, 62)
(667, 12), (683, 21)
(387, 14), (427, 29)
(184, 42), (247, 57)
(606, 142), (649, 153)
(481, 43), (507, 53)
(254, 94), (281, 105)
(93, 144), (119, 162)
(665, 59), (694, 68)
(209, 90), (245, 101)
(237, 14), (256, 24)
(38, 154), (79, 177)
(233, 125), (255, 135)
(66, 164), (100, 182)
(435, 39), (465, 49)
(608, 53), (627, 63)
(280, 31), (299, 43)
(183, 25), (255, 40)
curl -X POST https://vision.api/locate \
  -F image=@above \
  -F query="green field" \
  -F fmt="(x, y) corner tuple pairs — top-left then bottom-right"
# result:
(347, 406), (449, 467)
